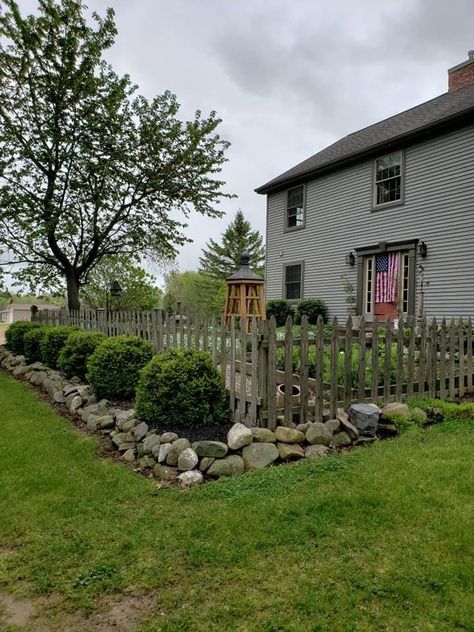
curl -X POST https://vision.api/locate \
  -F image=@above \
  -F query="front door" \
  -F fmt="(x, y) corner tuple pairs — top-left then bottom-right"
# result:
(363, 251), (410, 321)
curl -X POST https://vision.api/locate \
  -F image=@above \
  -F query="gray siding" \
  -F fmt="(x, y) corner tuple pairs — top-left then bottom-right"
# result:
(265, 123), (474, 320)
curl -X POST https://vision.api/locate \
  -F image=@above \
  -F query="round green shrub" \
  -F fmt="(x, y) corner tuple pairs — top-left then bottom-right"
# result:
(5, 320), (41, 355)
(266, 299), (293, 327)
(135, 349), (229, 429)
(295, 299), (328, 325)
(86, 336), (153, 400)
(40, 325), (78, 369)
(58, 330), (106, 380)
(24, 326), (52, 363)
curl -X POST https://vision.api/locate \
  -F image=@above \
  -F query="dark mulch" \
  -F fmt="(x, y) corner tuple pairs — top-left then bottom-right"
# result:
(147, 420), (233, 444)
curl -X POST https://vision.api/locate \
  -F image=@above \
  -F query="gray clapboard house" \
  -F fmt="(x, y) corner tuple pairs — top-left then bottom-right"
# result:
(256, 53), (474, 322)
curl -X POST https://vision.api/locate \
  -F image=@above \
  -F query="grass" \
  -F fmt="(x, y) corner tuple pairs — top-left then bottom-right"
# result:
(0, 371), (473, 631)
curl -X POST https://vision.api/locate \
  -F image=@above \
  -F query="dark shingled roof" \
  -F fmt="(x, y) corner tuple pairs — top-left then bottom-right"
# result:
(255, 84), (474, 194)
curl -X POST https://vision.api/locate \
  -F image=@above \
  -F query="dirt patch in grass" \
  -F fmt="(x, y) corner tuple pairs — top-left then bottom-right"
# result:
(0, 591), (155, 631)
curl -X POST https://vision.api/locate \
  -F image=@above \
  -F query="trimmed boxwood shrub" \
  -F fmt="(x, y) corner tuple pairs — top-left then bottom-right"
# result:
(135, 349), (228, 429)
(86, 336), (153, 400)
(266, 299), (293, 327)
(24, 326), (52, 363)
(40, 325), (78, 369)
(295, 298), (328, 325)
(5, 320), (41, 355)
(58, 330), (106, 380)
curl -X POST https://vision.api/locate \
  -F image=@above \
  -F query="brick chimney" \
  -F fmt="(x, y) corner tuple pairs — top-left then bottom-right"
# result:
(448, 51), (474, 92)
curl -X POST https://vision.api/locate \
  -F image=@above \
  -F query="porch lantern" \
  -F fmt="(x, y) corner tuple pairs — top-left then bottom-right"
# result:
(418, 241), (427, 258)
(224, 252), (265, 332)
(345, 252), (355, 266)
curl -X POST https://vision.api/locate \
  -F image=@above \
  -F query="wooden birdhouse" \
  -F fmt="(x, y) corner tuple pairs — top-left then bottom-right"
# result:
(224, 252), (265, 331)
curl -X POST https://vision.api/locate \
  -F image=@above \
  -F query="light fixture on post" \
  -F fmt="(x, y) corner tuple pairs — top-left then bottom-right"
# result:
(345, 252), (355, 266)
(418, 241), (427, 258)
(106, 279), (123, 313)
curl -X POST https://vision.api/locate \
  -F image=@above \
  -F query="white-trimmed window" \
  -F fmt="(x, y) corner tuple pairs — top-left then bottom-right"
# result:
(284, 263), (303, 300)
(374, 152), (402, 206)
(286, 185), (304, 228)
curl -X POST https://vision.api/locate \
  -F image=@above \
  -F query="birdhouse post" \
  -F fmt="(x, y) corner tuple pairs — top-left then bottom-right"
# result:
(224, 252), (266, 331)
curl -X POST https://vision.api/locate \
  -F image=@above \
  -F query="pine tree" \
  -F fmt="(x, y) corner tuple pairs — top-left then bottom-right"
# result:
(199, 211), (265, 279)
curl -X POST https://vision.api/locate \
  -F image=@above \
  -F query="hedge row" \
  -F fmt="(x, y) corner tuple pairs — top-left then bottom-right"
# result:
(5, 320), (228, 428)
(266, 298), (328, 327)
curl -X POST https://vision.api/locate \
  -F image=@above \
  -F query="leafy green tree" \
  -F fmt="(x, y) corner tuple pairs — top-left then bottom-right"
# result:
(162, 270), (226, 319)
(199, 210), (265, 279)
(81, 256), (162, 310)
(0, 0), (231, 310)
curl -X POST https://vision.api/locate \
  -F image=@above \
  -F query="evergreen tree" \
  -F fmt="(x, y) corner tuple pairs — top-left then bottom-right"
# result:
(199, 211), (265, 279)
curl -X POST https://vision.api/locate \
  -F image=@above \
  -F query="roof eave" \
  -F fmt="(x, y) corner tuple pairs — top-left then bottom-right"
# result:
(255, 106), (474, 195)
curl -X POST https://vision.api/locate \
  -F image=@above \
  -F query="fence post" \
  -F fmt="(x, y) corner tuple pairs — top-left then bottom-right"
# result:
(315, 315), (324, 422)
(266, 316), (277, 430)
(257, 319), (269, 427)
(358, 316), (366, 401)
(284, 315), (294, 426)
(299, 315), (309, 424)
(329, 317), (339, 418)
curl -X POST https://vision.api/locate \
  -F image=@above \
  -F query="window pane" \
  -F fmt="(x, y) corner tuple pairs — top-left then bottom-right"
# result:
(286, 283), (301, 300)
(287, 186), (304, 228)
(285, 265), (301, 284)
(287, 186), (303, 208)
(285, 264), (302, 300)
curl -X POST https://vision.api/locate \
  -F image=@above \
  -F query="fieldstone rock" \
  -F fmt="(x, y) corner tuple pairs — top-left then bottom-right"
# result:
(305, 445), (329, 459)
(337, 408), (359, 440)
(143, 434), (161, 455)
(117, 442), (135, 452)
(76, 385), (92, 399)
(325, 419), (341, 433)
(377, 423), (398, 438)
(295, 422), (310, 433)
(207, 455), (245, 478)
(134, 421), (149, 442)
(53, 390), (65, 404)
(412, 407), (428, 424)
(156, 443), (172, 463)
(178, 448), (199, 471)
(153, 464), (178, 481)
(115, 409), (136, 430)
(63, 383), (79, 396)
(382, 402), (410, 419)
(355, 436), (377, 446)
(242, 443), (279, 470)
(227, 423), (253, 450)
(348, 403), (380, 437)
(112, 432), (134, 448)
(96, 415), (115, 430)
(166, 438), (191, 466)
(251, 427), (277, 443)
(122, 449), (135, 463)
(81, 402), (110, 421)
(13, 364), (30, 376)
(199, 457), (215, 472)
(306, 422), (332, 446)
(29, 361), (46, 371)
(30, 371), (47, 386)
(69, 395), (83, 412)
(278, 443), (305, 460)
(86, 415), (101, 431)
(178, 470), (204, 487)
(160, 432), (179, 443)
(275, 426), (305, 444)
(138, 456), (156, 469)
(333, 431), (352, 447)
(193, 440), (228, 458)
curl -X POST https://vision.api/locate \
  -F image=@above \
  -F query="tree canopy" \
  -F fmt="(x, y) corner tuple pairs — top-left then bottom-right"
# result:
(0, 0), (231, 309)
(162, 270), (226, 319)
(198, 210), (265, 279)
(80, 256), (162, 311)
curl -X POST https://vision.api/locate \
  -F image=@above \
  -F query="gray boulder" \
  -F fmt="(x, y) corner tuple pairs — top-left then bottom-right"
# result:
(278, 443), (305, 460)
(53, 390), (65, 404)
(333, 431), (352, 447)
(115, 409), (136, 431)
(199, 457), (215, 472)
(177, 470), (204, 487)
(96, 415), (115, 430)
(337, 409), (359, 440)
(69, 395), (83, 412)
(122, 449), (135, 463)
(134, 421), (149, 442)
(242, 443), (279, 470)
(112, 432), (134, 448)
(305, 445), (329, 459)
(208, 455), (245, 477)
(143, 434), (161, 455)
(275, 427), (305, 444)
(348, 403), (380, 437)
(156, 443), (172, 463)
(166, 438), (191, 466)
(193, 440), (228, 458)
(382, 402), (410, 418)
(306, 422), (332, 446)
(251, 427), (277, 443)
(160, 432), (179, 443)
(177, 448), (199, 471)
(227, 423), (253, 450)
(153, 464), (178, 481)
(325, 419), (341, 433)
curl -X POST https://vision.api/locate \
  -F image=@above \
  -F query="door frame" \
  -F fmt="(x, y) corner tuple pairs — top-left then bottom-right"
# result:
(355, 239), (418, 318)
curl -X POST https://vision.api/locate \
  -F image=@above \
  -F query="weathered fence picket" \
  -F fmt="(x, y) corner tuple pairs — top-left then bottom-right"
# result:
(35, 307), (474, 427)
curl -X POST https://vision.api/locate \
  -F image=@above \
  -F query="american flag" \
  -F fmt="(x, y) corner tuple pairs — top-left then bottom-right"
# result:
(375, 252), (399, 303)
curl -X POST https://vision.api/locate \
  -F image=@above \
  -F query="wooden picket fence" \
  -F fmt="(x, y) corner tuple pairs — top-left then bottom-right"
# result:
(36, 308), (474, 427)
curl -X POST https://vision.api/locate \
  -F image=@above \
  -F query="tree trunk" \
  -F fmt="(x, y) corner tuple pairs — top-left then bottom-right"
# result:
(66, 270), (81, 311)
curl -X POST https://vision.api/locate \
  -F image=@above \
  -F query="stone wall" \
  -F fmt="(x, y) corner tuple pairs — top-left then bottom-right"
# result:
(1, 346), (433, 488)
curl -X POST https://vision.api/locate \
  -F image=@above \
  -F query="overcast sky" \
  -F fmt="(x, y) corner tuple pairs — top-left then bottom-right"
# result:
(14, 0), (474, 285)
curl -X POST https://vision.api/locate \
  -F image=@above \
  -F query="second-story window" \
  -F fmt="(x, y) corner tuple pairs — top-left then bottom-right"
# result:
(286, 185), (304, 228)
(374, 152), (402, 207)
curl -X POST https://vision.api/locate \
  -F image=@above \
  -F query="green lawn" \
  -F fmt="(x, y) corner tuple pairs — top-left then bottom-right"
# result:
(0, 370), (473, 631)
